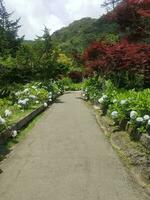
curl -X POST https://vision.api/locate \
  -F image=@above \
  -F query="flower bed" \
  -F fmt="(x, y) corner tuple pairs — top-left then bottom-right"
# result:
(82, 76), (150, 147)
(0, 80), (64, 140)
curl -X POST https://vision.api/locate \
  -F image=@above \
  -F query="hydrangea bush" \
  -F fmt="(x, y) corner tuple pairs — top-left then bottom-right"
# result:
(0, 80), (64, 136)
(83, 76), (150, 140)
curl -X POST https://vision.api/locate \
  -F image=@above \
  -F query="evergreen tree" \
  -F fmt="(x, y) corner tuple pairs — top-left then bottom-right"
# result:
(0, 0), (22, 57)
(42, 27), (52, 55)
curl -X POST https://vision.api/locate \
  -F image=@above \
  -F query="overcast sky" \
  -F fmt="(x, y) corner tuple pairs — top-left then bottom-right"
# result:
(5, 0), (105, 40)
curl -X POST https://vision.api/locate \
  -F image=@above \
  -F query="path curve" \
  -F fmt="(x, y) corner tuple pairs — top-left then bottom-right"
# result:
(0, 92), (149, 200)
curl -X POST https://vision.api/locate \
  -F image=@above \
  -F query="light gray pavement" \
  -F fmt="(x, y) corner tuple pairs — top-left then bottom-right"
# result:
(0, 92), (149, 200)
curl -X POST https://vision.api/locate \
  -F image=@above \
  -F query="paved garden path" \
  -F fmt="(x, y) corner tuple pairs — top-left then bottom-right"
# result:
(0, 92), (149, 200)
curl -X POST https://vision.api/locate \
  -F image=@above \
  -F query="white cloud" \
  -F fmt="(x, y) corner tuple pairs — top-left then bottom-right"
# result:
(4, 0), (105, 39)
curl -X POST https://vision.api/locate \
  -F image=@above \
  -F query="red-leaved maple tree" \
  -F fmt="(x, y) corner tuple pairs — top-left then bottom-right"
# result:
(82, 41), (150, 86)
(103, 0), (150, 41)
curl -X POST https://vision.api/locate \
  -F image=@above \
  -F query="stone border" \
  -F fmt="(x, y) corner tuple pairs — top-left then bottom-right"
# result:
(0, 96), (60, 145)
(91, 102), (150, 151)
(140, 134), (150, 150)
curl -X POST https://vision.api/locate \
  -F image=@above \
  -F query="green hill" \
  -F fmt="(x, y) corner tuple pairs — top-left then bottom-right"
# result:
(52, 17), (117, 54)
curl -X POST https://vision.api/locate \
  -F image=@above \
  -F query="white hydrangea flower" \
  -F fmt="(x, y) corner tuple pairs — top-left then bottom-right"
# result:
(130, 111), (138, 120)
(23, 88), (29, 93)
(15, 91), (20, 96)
(25, 98), (29, 102)
(29, 95), (36, 100)
(136, 117), (144, 123)
(98, 97), (104, 104)
(18, 98), (29, 106)
(0, 116), (6, 124)
(148, 119), (150, 126)
(49, 98), (52, 102)
(5, 109), (12, 117)
(49, 92), (52, 97)
(12, 130), (17, 138)
(113, 99), (117, 103)
(102, 95), (108, 100)
(143, 115), (150, 121)
(111, 111), (118, 119)
(44, 102), (48, 107)
(120, 100), (126, 105)
(43, 86), (47, 89)
(98, 95), (108, 104)
(36, 101), (39, 104)
(32, 86), (37, 89)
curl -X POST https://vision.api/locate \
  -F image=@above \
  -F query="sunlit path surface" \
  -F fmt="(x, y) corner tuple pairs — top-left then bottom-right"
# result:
(0, 92), (149, 200)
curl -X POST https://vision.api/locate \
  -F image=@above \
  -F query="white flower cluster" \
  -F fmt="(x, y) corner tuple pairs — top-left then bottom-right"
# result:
(44, 102), (48, 108)
(130, 110), (150, 125)
(29, 95), (36, 100)
(5, 109), (12, 117)
(143, 115), (150, 121)
(111, 111), (118, 119)
(113, 99), (117, 103)
(0, 109), (13, 126)
(120, 99), (127, 105)
(136, 117), (144, 123)
(130, 111), (138, 120)
(32, 86), (37, 90)
(18, 98), (29, 106)
(23, 88), (29, 93)
(0, 116), (6, 125)
(98, 95), (108, 104)
(12, 130), (17, 138)
(48, 92), (53, 102)
(143, 115), (150, 126)
(82, 88), (88, 100)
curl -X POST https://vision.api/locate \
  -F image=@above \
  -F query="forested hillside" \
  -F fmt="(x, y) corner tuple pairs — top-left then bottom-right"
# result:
(52, 17), (118, 54)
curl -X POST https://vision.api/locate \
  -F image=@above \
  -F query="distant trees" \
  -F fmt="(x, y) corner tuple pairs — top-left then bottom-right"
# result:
(0, 26), (71, 84)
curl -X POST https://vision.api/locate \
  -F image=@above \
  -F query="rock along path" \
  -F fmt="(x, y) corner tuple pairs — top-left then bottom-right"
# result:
(0, 92), (149, 200)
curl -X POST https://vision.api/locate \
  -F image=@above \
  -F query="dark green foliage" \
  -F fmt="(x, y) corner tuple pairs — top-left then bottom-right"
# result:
(0, 26), (71, 88)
